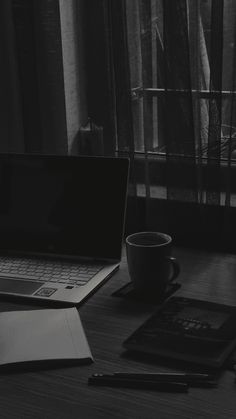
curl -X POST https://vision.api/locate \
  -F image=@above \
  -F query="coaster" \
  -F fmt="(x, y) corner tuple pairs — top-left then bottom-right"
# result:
(112, 281), (181, 304)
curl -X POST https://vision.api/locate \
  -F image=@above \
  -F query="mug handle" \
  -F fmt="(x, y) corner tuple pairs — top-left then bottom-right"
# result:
(166, 256), (180, 283)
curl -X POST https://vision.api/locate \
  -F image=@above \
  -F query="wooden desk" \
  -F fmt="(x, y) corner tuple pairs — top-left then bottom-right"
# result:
(0, 247), (236, 419)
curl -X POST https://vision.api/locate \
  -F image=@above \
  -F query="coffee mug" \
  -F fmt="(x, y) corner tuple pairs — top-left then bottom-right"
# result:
(126, 231), (180, 298)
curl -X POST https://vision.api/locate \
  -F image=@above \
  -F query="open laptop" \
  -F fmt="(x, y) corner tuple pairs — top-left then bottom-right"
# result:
(0, 153), (129, 305)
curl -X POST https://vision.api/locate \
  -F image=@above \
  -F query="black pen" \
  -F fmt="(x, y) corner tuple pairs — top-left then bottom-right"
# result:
(113, 372), (216, 383)
(89, 373), (218, 388)
(88, 374), (189, 393)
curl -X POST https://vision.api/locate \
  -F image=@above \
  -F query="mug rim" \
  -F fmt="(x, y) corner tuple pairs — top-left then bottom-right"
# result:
(126, 231), (172, 247)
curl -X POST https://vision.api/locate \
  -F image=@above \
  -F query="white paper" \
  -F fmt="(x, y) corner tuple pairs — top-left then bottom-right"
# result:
(0, 307), (93, 365)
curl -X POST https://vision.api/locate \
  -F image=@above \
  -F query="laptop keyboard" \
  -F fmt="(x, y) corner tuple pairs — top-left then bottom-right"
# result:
(0, 256), (103, 287)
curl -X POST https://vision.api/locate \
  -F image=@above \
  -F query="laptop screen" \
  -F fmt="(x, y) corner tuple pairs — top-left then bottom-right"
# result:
(0, 154), (129, 261)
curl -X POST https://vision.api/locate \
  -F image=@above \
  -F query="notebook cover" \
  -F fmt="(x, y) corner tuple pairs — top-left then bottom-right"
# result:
(123, 296), (236, 368)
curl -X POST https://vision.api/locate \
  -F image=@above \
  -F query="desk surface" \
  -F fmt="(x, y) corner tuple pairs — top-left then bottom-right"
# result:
(1, 247), (236, 419)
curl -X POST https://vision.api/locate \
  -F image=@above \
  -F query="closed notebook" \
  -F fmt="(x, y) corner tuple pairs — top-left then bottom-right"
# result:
(123, 296), (236, 368)
(0, 307), (93, 368)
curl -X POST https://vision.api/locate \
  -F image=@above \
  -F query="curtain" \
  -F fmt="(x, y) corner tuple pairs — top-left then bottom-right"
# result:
(83, 0), (117, 157)
(104, 0), (236, 252)
(1, 0), (68, 154)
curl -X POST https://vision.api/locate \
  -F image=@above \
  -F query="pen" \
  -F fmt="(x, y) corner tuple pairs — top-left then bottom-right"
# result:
(113, 372), (216, 383)
(89, 373), (218, 388)
(88, 374), (189, 392)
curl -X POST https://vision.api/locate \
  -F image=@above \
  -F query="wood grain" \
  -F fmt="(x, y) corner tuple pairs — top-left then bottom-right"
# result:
(0, 246), (236, 419)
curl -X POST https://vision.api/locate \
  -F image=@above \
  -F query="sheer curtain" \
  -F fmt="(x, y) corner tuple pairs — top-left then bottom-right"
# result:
(105, 0), (236, 252)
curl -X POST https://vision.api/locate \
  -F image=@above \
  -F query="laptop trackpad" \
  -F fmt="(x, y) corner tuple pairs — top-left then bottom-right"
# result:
(0, 277), (43, 295)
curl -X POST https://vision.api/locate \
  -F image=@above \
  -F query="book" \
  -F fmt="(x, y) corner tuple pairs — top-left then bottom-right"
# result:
(0, 307), (93, 370)
(123, 296), (236, 368)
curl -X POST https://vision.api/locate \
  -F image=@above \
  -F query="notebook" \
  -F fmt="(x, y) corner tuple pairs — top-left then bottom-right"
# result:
(123, 296), (236, 368)
(0, 307), (93, 370)
(0, 153), (129, 305)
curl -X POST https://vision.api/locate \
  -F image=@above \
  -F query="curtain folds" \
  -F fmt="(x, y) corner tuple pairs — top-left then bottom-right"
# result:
(107, 0), (236, 251)
(1, 0), (68, 154)
(1, 0), (25, 152)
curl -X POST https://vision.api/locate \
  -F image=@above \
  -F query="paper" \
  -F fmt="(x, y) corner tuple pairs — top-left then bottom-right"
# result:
(0, 307), (93, 366)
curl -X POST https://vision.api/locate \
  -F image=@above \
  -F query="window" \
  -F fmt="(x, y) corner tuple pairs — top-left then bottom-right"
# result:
(80, 1), (236, 251)
(120, 0), (236, 206)
(126, 1), (236, 157)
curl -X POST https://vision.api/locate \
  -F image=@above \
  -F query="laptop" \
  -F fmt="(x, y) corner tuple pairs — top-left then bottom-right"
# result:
(0, 153), (129, 305)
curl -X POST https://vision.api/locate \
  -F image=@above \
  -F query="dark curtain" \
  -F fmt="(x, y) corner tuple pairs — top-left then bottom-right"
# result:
(83, 0), (117, 157)
(95, 0), (236, 252)
(1, 0), (68, 154)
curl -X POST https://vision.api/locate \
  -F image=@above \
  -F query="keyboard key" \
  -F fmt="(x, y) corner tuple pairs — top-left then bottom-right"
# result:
(0, 256), (103, 288)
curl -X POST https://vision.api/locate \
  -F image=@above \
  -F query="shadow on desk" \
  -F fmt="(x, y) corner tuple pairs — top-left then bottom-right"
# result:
(0, 359), (91, 375)
(121, 349), (224, 376)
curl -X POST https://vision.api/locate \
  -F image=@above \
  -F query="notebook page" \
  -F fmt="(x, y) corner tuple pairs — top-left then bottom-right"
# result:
(0, 307), (93, 365)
